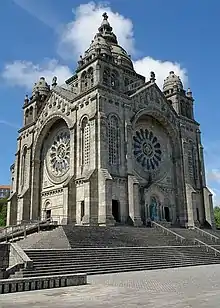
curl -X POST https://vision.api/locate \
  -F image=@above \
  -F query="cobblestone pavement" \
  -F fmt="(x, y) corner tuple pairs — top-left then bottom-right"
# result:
(1, 265), (220, 307)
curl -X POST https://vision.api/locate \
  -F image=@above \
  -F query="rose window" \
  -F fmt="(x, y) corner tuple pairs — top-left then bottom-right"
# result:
(133, 128), (162, 171)
(49, 130), (70, 177)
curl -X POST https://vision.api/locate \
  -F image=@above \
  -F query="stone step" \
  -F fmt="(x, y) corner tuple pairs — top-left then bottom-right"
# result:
(25, 250), (218, 258)
(29, 252), (218, 263)
(31, 257), (220, 270)
(21, 260), (219, 277)
(24, 246), (206, 254)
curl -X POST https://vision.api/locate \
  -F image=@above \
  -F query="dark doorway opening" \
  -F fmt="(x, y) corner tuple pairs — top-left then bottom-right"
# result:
(112, 200), (120, 222)
(164, 207), (170, 222)
(196, 208), (200, 222)
(81, 201), (85, 221)
(46, 209), (51, 220)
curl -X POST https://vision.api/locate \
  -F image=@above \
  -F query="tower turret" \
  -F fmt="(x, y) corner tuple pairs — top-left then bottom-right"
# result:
(163, 71), (194, 120)
(23, 77), (50, 127)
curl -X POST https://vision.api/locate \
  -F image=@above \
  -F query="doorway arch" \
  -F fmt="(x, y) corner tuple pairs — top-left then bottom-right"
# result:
(149, 196), (158, 221)
(44, 201), (52, 221)
(164, 206), (170, 222)
(112, 200), (120, 223)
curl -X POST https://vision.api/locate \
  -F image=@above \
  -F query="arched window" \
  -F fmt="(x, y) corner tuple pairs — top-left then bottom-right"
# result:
(103, 68), (110, 86)
(186, 103), (192, 119)
(29, 106), (33, 122)
(25, 109), (29, 125)
(180, 101), (186, 116)
(81, 118), (90, 166)
(124, 78), (129, 87)
(87, 67), (94, 88)
(21, 146), (27, 188)
(188, 141), (198, 185)
(111, 70), (119, 89)
(81, 71), (87, 91)
(108, 115), (120, 165)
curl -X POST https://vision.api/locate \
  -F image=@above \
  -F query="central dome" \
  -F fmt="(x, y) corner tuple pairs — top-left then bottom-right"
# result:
(84, 13), (133, 69)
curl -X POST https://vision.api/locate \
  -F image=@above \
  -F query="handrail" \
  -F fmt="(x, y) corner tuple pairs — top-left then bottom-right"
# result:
(194, 238), (220, 257)
(194, 226), (219, 243)
(0, 219), (53, 242)
(0, 219), (44, 232)
(152, 221), (185, 243)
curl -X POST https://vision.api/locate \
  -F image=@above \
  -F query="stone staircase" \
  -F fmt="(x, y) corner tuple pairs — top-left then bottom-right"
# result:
(62, 226), (184, 248)
(15, 246), (220, 278)
(7, 225), (220, 279)
(171, 228), (220, 245)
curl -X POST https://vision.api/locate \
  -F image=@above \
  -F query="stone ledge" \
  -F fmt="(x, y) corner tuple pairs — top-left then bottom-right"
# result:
(0, 273), (87, 294)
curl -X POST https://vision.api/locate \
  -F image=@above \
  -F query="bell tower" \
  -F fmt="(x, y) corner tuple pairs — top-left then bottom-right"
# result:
(22, 77), (50, 127)
(163, 71), (194, 120)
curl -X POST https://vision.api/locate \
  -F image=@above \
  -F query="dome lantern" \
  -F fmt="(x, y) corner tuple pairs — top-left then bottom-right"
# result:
(163, 71), (183, 93)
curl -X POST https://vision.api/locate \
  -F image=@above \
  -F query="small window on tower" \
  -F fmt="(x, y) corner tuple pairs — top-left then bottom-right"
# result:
(103, 69), (110, 86)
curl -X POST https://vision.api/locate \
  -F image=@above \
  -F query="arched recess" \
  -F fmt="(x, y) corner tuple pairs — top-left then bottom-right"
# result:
(103, 67), (110, 86)
(107, 114), (120, 165)
(20, 146), (28, 190)
(31, 115), (75, 222)
(81, 71), (87, 91)
(87, 67), (94, 88)
(131, 107), (185, 223)
(111, 70), (119, 90)
(132, 108), (179, 151)
(43, 200), (52, 220)
(80, 116), (90, 167)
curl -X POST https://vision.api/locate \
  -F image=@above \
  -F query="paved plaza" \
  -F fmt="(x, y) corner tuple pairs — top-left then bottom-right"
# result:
(1, 265), (220, 307)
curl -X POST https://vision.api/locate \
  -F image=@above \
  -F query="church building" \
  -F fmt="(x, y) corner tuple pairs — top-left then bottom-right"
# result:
(7, 13), (215, 228)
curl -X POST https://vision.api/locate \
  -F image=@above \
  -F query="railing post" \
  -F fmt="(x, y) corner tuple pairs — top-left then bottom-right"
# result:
(24, 224), (27, 239)
(11, 226), (14, 242)
(5, 228), (8, 242)
(37, 219), (40, 233)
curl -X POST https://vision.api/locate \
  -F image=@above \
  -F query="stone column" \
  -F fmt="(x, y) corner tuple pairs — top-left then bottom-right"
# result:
(118, 180), (128, 224)
(125, 120), (133, 174)
(185, 184), (195, 228)
(98, 175), (114, 226)
(30, 159), (41, 221)
(81, 182), (90, 225)
(62, 186), (69, 225)
(180, 139), (190, 226)
(128, 175), (142, 226)
(16, 198), (24, 224)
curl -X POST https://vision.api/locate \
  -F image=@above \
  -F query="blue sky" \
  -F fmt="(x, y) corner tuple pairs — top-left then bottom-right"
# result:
(0, 0), (220, 203)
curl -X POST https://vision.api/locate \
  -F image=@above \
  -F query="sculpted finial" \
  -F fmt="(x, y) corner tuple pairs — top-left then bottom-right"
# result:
(102, 12), (108, 20)
(150, 71), (156, 83)
(52, 76), (57, 87)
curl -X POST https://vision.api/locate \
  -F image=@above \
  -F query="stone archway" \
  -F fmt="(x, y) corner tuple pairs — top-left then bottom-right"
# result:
(112, 200), (120, 223)
(30, 117), (74, 223)
(44, 200), (52, 221)
(164, 206), (170, 222)
(131, 107), (186, 226)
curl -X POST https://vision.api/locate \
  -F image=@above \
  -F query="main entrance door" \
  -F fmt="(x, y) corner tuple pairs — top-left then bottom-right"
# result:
(112, 200), (120, 222)
(149, 197), (158, 221)
(164, 206), (170, 222)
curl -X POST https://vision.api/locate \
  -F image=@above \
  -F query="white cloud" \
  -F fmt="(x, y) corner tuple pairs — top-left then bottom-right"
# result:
(1, 59), (72, 90)
(2, 2), (187, 91)
(0, 120), (19, 129)
(134, 57), (188, 89)
(58, 1), (135, 60)
(207, 169), (220, 183)
(58, 2), (187, 89)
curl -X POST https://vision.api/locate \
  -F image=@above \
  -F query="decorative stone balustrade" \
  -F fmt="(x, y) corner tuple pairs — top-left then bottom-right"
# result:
(0, 273), (87, 294)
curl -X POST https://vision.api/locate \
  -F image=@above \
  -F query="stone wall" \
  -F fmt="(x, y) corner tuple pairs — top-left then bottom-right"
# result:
(0, 244), (10, 278)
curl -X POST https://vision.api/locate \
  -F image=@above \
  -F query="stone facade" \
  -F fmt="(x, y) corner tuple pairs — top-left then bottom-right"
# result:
(7, 13), (215, 228)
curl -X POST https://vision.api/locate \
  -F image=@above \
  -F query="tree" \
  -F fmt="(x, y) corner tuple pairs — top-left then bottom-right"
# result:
(0, 198), (8, 227)
(214, 206), (220, 228)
